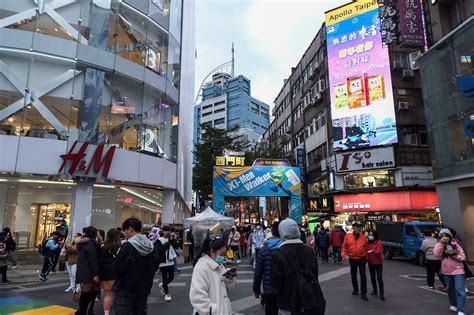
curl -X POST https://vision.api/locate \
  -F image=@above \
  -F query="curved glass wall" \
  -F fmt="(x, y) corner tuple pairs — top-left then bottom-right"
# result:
(0, 0), (182, 162)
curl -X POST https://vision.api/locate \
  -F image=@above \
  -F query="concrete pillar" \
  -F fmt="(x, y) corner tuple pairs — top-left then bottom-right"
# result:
(162, 189), (175, 224)
(0, 184), (8, 228)
(1, 185), (19, 230)
(71, 182), (93, 236)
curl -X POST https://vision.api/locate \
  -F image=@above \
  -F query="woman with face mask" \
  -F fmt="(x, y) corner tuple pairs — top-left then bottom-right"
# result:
(367, 229), (385, 301)
(190, 236), (236, 314)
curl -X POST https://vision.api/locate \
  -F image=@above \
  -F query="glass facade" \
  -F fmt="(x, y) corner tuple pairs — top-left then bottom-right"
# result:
(0, 0), (182, 162)
(419, 20), (474, 179)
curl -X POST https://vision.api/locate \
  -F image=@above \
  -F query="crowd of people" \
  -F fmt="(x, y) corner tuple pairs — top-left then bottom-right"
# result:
(0, 218), (471, 315)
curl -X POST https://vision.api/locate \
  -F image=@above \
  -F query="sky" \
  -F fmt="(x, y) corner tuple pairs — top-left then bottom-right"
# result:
(195, 0), (350, 107)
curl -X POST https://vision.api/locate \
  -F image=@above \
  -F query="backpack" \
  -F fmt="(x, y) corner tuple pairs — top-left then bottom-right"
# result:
(284, 251), (326, 314)
(38, 239), (49, 255)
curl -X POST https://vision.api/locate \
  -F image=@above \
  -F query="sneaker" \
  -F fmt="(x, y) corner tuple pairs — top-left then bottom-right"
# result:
(352, 290), (359, 296)
(380, 294), (385, 301)
(450, 306), (458, 312)
(457, 312), (465, 315)
(236, 260), (241, 264)
(370, 291), (377, 296)
(11, 264), (18, 269)
(361, 294), (369, 301)
(39, 275), (47, 281)
(65, 287), (73, 292)
(164, 294), (172, 302)
(159, 283), (165, 296)
(1, 280), (12, 284)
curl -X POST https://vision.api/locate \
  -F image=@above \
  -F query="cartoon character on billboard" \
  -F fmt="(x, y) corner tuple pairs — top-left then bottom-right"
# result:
(269, 169), (293, 196)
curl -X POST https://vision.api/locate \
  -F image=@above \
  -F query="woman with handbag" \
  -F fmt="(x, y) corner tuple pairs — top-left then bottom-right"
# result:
(155, 225), (180, 302)
(190, 237), (236, 315)
(65, 233), (82, 292)
(434, 228), (468, 315)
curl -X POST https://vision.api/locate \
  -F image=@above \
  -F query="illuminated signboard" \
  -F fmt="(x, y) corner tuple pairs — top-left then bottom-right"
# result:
(325, 0), (398, 152)
(216, 156), (246, 166)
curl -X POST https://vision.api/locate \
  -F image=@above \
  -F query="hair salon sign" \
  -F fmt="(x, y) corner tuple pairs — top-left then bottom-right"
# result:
(336, 147), (395, 173)
(58, 141), (116, 178)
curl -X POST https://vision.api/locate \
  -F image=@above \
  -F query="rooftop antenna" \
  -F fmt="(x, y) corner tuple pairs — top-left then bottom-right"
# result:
(231, 42), (235, 77)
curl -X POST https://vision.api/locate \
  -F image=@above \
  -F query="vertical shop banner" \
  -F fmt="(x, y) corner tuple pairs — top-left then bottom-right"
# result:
(213, 167), (302, 223)
(296, 149), (306, 182)
(379, 0), (399, 45)
(325, 0), (397, 152)
(399, 0), (425, 47)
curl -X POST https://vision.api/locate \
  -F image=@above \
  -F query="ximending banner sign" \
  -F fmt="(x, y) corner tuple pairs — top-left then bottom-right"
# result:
(325, 0), (398, 152)
(213, 166), (303, 223)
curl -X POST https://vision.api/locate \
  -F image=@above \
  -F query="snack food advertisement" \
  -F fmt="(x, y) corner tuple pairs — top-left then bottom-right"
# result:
(325, 0), (397, 152)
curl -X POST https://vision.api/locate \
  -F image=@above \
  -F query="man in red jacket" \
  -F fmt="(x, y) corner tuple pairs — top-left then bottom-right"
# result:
(330, 225), (345, 264)
(342, 223), (369, 301)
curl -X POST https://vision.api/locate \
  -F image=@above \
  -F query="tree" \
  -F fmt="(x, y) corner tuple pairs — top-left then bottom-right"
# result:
(192, 124), (249, 207)
(244, 144), (296, 166)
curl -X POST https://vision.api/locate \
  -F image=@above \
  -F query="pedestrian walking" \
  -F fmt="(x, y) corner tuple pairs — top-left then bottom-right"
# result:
(252, 224), (265, 268)
(342, 222), (369, 301)
(64, 233), (81, 292)
(253, 222), (281, 315)
(270, 219), (325, 314)
(112, 218), (159, 315)
(434, 228), (467, 315)
(39, 231), (63, 281)
(367, 229), (385, 300)
(2, 228), (18, 269)
(421, 230), (446, 289)
(187, 228), (195, 262)
(330, 226), (345, 264)
(51, 226), (65, 273)
(0, 232), (10, 283)
(190, 237), (236, 314)
(239, 228), (247, 258)
(75, 226), (100, 315)
(316, 228), (330, 263)
(228, 226), (241, 263)
(155, 225), (179, 302)
(100, 229), (122, 315)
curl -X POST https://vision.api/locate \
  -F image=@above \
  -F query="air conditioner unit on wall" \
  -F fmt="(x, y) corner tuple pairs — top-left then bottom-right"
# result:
(409, 51), (422, 70)
(397, 101), (410, 110)
(313, 93), (322, 104)
(402, 69), (415, 80)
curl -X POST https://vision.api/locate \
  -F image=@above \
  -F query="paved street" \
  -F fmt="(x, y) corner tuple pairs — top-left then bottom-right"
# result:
(1, 256), (473, 314)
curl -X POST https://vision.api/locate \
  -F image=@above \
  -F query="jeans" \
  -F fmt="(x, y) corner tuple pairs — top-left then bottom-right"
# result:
(368, 264), (384, 295)
(320, 247), (329, 262)
(160, 265), (175, 295)
(263, 295), (278, 315)
(112, 293), (148, 315)
(444, 274), (466, 313)
(0, 265), (7, 282)
(333, 246), (342, 263)
(240, 245), (247, 257)
(40, 256), (54, 277)
(231, 245), (241, 260)
(7, 254), (17, 266)
(66, 263), (77, 290)
(349, 257), (367, 294)
(426, 259), (445, 288)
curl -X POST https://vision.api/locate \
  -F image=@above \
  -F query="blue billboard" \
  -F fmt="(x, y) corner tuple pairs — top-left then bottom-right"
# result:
(213, 166), (302, 223)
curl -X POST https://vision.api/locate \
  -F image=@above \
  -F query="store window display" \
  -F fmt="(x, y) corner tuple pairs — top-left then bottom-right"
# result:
(344, 171), (395, 189)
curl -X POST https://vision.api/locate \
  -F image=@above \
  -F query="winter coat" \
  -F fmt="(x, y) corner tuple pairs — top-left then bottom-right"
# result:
(316, 230), (330, 248)
(271, 240), (322, 314)
(330, 230), (345, 247)
(253, 238), (282, 296)
(113, 234), (159, 297)
(228, 231), (240, 247)
(66, 237), (80, 265)
(367, 239), (383, 265)
(342, 233), (368, 260)
(99, 246), (117, 281)
(155, 237), (179, 267)
(76, 239), (100, 284)
(239, 232), (246, 246)
(421, 237), (440, 261)
(190, 255), (235, 315)
(0, 241), (7, 267)
(433, 241), (466, 276)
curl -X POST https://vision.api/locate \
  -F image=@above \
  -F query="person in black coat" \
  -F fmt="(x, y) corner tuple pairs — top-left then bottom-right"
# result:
(271, 219), (325, 315)
(100, 228), (122, 315)
(316, 228), (330, 263)
(112, 218), (159, 315)
(75, 226), (100, 315)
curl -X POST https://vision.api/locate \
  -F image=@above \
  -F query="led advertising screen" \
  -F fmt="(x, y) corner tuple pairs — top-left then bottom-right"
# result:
(325, 0), (397, 152)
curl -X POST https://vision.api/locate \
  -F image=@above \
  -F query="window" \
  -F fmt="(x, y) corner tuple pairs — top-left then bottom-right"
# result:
(403, 127), (418, 145)
(202, 112), (212, 117)
(344, 170), (395, 189)
(392, 52), (410, 69)
(214, 108), (225, 114)
(203, 104), (213, 110)
(405, 226), (417, 237)
(214, 118), (225, 125)
(419, 128), (428, 146)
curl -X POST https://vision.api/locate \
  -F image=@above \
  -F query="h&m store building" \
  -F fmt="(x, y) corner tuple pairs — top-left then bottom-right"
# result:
(0, 0), (196, 248)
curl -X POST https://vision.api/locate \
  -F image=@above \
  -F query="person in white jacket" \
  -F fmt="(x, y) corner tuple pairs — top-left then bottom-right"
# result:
(190, 237), (236, 315)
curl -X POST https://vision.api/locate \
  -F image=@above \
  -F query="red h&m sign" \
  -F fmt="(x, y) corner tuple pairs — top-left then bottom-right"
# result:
(58, 141), (116, 177)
